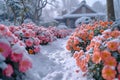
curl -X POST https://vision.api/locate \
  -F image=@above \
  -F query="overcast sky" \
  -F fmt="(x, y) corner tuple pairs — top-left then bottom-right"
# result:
(46, 0), (106, 8)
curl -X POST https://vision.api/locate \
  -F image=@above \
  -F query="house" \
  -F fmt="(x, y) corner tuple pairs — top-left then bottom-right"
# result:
(55, 0), (106, 28)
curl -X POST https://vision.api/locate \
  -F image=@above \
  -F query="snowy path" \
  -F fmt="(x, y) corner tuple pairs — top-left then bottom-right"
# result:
(25, 37), (87, 80)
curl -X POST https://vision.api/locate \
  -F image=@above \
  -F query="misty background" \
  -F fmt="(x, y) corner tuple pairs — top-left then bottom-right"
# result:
(0, 0), (119, 25)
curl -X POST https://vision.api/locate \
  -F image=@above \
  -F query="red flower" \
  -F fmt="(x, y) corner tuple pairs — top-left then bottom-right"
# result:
(19, 59), (32, 73)
(3, 64), (13, 77)
(11, 53), (23, 62)
(0, 41), (11, 58)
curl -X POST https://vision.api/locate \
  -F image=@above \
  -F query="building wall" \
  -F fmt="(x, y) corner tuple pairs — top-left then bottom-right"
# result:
(66, 18), (76, 28)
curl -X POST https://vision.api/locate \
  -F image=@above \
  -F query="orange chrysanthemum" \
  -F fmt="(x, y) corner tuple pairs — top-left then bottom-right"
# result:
(107, 40), (119, 51)
(104, 56), (117, 67)
(74, 50), (84, 59)
(74, 37), (79, 45)
(101, 50), (111, 61)
(66, 45), (71, 51)
(102, 66), (116, 80)
(111, 30), (120, 38)
(92, 51), (101, 64)
(86, 54), (90, 62)
(28, 49), (34, 54)
(73, 45), (81, 51)
(79, 59), (87, 72)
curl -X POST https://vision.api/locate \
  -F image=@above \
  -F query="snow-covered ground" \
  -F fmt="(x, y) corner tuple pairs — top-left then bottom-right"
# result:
(25, 36), (87, 80)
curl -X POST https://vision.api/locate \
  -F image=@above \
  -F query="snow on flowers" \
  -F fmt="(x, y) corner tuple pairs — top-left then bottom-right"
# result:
(0, 25), (32, 79)
(9, 23), (71, 54)
(66, 21), (120, 80)
(0, 23), (70, 79)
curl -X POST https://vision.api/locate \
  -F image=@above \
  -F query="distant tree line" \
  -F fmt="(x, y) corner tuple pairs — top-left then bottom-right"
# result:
(0, 0), (47, 25)
(0, 0), (118, 25)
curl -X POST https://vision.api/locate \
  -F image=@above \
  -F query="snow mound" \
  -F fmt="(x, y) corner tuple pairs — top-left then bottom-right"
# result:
(75, 17), (92, 27)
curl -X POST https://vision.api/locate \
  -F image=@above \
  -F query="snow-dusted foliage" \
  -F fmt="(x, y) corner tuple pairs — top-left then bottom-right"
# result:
(75, 17), (92, 27)
(66, 20), (120, 80)
(0, 24), (32, 80)
(0, 23), (71, 80)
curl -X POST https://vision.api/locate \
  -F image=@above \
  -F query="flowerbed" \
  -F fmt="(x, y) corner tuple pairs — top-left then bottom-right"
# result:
(48, 26), (71, 38)
(8, 23), (71, 54)
(0, 23), (71, 79)
(66, 21), (120, 80)
(0, 24), (32, 80)
(66, 21), (113, 53)
(9, 24), (41, 54)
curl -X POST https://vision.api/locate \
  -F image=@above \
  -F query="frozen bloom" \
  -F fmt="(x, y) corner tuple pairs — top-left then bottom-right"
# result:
(102, 66), (116, 80)
(101, 50), (111, 61)
(25, 39), (33, 47)
(10, 52), (23, 62)
(0, 41), (11, 58)
(34, 46), (40, 53)
(19, 59), (32, 73)
(34, 38), (40, 45)
(92, 51), (101, 64)
(104, 56), (117, 67)
(107, 40), (119, 51)
(3, 64), (13, 77)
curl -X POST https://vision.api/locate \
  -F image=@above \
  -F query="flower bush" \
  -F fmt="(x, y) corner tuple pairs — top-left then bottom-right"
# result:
(66, 21), (120, 80)
(75, 29), (120, 80)
(35, 26), (55, 45)
(48, 27), (71, 38)
(0, 24), (32, 80)
(49, 27), (72, 38)
(8, 23), (71, 54)
(66, 21), (112, 54)
(9, 24), (41, 54)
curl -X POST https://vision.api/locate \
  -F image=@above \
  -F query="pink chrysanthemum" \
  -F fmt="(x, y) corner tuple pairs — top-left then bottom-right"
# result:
(0, 41), (12, 58)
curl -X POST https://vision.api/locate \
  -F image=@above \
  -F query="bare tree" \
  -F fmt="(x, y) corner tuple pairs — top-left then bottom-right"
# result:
(33, 0), (47, 24)
(107, 0), (115, 21)
(3, 0), (47, 25)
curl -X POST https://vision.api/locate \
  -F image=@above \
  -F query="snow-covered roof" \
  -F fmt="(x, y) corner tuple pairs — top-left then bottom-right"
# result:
(55, 0), (106, 20)
(63, 13), (105, 18)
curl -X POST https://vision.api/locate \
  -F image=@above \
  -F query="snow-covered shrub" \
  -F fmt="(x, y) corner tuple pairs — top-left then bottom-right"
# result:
(0, 24), (32, 80)
(66, 21), (120, 80)
(75, 17), (92, 27)
(35, 26), (55, 45)
(10, 23), (41, 55)
(66, 21), (113, 54)
(74, 29), (120, 80)
(9, 23), (71, 46)
(48, 27), (71, 38)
